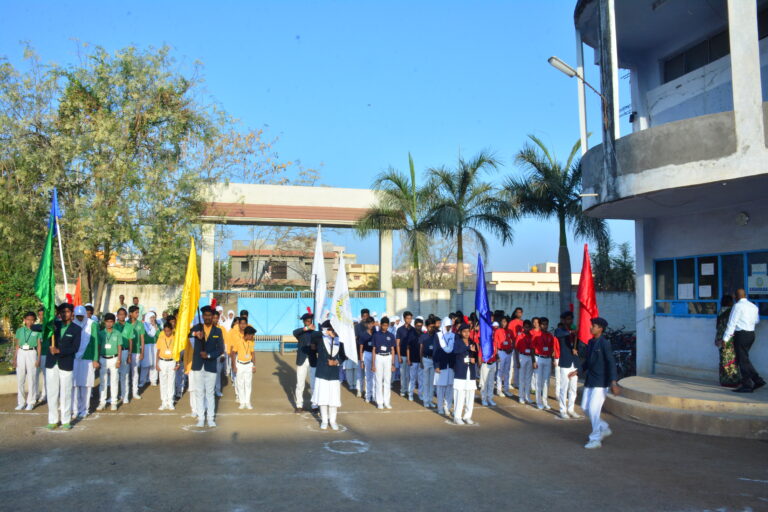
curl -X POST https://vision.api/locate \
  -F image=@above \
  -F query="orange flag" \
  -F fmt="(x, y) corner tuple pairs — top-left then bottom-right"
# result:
(576, 244), (599, 345)
(73, 276), (82, 307)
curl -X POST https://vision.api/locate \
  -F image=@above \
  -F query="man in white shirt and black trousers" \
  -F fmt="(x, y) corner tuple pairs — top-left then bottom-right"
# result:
(719, 289), (763, 393)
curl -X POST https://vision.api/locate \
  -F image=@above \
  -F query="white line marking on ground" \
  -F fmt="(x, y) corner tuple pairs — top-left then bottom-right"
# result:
(739, 477), (768, 484)
(323, 439), (370, 455)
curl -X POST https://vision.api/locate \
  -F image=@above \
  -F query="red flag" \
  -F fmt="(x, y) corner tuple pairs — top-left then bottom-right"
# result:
(73, 276), (82, 307)
(576, 244), (598, 345)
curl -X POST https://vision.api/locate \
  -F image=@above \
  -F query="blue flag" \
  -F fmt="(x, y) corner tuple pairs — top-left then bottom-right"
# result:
(50, 187), (62, 234)
(475, 254), (493, 363)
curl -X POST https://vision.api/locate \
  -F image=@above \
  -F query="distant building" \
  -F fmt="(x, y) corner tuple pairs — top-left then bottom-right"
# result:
(228, 240), (356, 288)
(486, 262), (581, 292)
(347, 263), (380, 289)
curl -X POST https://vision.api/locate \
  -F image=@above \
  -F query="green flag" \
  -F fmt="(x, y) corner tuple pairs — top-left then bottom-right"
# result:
(34, 216), (56, 345)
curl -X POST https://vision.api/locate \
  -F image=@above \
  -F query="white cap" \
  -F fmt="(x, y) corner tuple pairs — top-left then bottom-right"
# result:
(391, 315), (400, 322)
(415, 315), (424, 321)
(85, 302), (93, 307)
(492, 321), (499, 327)
(371, 311), (378, 318)
(74, 305), (87, 317)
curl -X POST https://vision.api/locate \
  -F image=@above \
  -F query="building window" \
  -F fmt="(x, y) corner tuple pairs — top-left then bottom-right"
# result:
(240, 260), (249, 273)
(272, 261), (287, 280)
(654, 250), (768, 317)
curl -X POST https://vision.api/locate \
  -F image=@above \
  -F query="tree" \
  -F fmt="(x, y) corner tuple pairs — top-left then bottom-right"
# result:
(356, 153), (431, 306)
(593, 239), (635, 292)
(426, 151), (515, 310)
(507, 135), (609, 312)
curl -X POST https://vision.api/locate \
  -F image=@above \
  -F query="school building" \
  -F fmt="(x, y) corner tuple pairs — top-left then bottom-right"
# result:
(573, 0), (768, 384)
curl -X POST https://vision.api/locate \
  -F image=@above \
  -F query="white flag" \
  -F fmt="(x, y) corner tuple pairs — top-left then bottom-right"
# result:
(330, 252), (357, 363)
(311, 225), (327, 320)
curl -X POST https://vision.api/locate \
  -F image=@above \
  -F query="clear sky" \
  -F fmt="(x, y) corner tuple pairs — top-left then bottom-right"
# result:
(1, 0), (634, 271)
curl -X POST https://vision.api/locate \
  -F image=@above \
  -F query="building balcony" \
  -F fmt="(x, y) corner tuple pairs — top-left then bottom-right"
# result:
(581, 103), (768, 219)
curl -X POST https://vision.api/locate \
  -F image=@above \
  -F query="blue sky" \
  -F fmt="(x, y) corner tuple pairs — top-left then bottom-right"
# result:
(1, 0), (634, 271)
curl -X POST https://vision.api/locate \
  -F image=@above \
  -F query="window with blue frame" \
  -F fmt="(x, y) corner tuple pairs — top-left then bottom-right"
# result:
(654, 250), (768, 317)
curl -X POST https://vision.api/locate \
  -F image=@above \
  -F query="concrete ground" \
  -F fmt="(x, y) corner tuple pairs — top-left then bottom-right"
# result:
(1, 353), (766, 512)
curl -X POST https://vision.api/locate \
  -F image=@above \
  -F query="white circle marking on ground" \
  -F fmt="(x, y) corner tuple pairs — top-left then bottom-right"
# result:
(323, 439), (370, 455)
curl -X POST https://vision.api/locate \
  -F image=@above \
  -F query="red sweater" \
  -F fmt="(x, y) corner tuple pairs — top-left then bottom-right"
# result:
(494, 327), (514, 353)
(533, 331), (558, 358)
(516, 331), (533, 356)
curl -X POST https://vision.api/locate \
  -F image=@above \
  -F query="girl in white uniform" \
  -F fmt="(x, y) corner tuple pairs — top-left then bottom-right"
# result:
(311, 320), (347, 430)
(433, 317), (455, 416)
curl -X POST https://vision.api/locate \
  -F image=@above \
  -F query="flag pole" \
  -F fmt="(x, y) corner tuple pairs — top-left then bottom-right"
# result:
(55, 215), (68, 292)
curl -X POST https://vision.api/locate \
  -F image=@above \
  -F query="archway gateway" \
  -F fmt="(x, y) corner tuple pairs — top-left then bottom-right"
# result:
(199, 183), (393, 313)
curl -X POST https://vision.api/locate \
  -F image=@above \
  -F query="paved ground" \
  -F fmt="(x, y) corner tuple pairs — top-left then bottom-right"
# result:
(1, 353), (766, 512)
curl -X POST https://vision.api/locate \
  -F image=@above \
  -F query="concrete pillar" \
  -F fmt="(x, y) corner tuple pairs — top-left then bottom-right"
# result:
(379, 230), (394, 314)
(607, 0), (620, 139)
(634, 219), (654, 376)
(727, 0), (764, 152)
(200, 223), (215, 292)
(575, 30), (588, 156)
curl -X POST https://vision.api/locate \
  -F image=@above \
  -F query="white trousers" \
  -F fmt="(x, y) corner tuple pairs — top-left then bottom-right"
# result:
(558, 364), (578, 414)
(554, 358), (561, 397)
(188, 369), (198, 416)
(99, 357), (119, 405)
(407, 362), (420, 397)
(479, 362), (497, 402)
(158, 359), (176, 407)
(518, 357), (533, 403)
(319, 404), (338, 427)
(236, 361), (253, 406)
(511, 350), (519, 389)
(496, 351), (512, 392)
(197, 370), (217, 422)
(119, 351), (132, 401)
(582, 386), (609, 442)
(454, 387), (475, 422)
(295, 359), (316, 408)
(46, 365), (73, 425)
(375, 355), (392, 407)
(139, 344), (157, 386)
(420, 358), (435, 405)
(436, 384), (453, 413)
(72, 384), (91, 417)
(363, 351), (374, 400)
(535, 356), (552, 408)
(38, 356), (47, 401)
(131, 353), (141, 396)
(16, 349), (38, 407)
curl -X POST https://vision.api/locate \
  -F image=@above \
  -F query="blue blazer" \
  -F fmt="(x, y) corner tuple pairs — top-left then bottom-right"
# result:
(293, 327), (320, 367)
(581, 336), (618, 388)
(45, 321), (81, 371)
(190, 323), (225, 373)
(451, 340), (478, 380)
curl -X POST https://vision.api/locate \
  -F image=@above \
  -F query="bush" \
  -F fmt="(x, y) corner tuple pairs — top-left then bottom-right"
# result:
(0, 269), (39, 338)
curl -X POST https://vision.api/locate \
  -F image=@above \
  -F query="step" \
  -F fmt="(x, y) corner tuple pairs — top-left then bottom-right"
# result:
(604, 393), (768, 440)
(617, 375), (768, 415)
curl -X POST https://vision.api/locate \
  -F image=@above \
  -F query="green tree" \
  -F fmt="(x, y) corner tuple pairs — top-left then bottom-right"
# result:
(507, 135), (609, 312)
(356, 153), (431, 305)
(427, 151), (515, 310)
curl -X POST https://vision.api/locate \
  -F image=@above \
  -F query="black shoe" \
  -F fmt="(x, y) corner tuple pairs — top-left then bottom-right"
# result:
(733, 387), (754, 393)
(753, 381), (766, 391)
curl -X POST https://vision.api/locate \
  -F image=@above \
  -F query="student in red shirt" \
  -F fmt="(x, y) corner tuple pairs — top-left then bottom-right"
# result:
(479, 323), (499, 407)
(515, 320), (535, 405)
(507, 308), (523, 391)
(494, 317), (514, 397)
(532, 317), (557, 410)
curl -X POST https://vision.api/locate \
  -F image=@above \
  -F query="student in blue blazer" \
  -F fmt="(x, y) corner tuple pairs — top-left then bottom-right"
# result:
(452, 323), (479, 425)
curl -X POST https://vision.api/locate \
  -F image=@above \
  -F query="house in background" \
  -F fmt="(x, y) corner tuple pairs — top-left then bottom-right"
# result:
(574, 0), (768, 381)
(486, 262), (581, 292)
(347, 263), (380, 289)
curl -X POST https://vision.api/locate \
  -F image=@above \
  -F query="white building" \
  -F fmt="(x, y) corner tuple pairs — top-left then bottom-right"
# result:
(574, 0), (768, 381)
(486, 262), (582, 292)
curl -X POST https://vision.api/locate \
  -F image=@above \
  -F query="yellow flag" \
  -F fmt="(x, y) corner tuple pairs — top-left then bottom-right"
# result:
(173, 238), (200, 363)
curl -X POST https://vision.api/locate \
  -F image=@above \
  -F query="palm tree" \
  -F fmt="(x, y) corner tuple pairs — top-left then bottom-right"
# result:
(356, 153), (431, 306)
(506, 135), (609, 312)
(426, 151), (515, 310)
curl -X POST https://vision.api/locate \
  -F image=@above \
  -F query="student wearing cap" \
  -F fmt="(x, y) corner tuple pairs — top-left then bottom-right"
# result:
(371, 316), (396, 410)
(405, 316), (424, 401)
(532, 317), (556, 411)
(96, 313), (122, 411)
(122, 305), (145, 401)
(72, 305), (98, 419)
(226, 317), (246, 403)
(43, 303), (81, 430)
(571, 317), (620, 449)
(555, 311), (581, 419)
(396, 312), (417, 397)
(494, 317), (514, 398)
(357, 317), (376, 403)
(155, 322), (179, 410)
(293, 313), (320, 412)
(515, 320), (535, 405)
(13, 312), (41, 411)
(418, 317), (439, 408)
(434, 317), (455, 416)
(190, 306), (225, 428)
(452, 323), (478, 425)
(478, 323), (499, 407)
(311, 320), (348, 429)
(232, 326), (257, 409)
(140, 312), (159, 388)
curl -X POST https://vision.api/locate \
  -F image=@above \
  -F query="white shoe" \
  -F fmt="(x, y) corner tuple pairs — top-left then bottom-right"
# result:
(408, 395), (414, 401)
(133, 394), (141, 400)
(377, 405), (384, 410)
(544, 405), (551, 410)
(519, 399), (525, 404)
(168, 405), (175, 410)
(585, 440), (602, 449)
(537, 405), (545, 410)
(453, 417), (465, 425)
(122, 399), (130, 405)
(481, 400), (489, 407)
(560, 412), (570, 420)
(600, 428), (613, 440)
(15, 404), (23, 411)
(246, 404), (253, 410)
(569, 411), (583, 419)
(238, 403), (245, 409)
(320, 422), (328, 430)
(158, 405), (165, 411)
(196, 418), (205, 427)
(96, 403), (105, 411)
(464, 418), (475, 425)
(215, 392), (223, 398)
(207, 420), (217, 428)
(356, 392), (362, 398)
(25, 404), (34, 411)
(385, 404), (392, 410)
(110, 404), (118, 411)
(330, 422), (339, 431)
